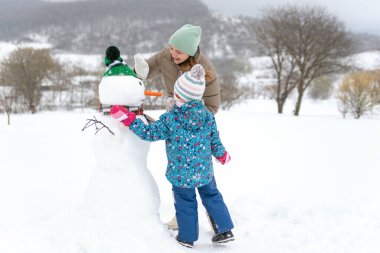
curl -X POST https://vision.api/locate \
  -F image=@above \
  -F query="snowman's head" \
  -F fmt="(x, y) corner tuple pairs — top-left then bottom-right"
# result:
(99, 46), (162, 107)
(99, 75), (146, 107)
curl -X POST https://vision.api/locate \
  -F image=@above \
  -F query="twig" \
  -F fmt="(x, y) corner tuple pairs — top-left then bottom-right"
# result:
(81, 116), (115, 135)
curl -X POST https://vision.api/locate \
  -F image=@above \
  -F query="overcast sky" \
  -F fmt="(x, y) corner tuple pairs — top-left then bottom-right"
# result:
(201, 0), (380, 34)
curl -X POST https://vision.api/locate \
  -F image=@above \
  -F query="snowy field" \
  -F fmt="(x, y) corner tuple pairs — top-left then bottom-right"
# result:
(1, 99), (380, 253)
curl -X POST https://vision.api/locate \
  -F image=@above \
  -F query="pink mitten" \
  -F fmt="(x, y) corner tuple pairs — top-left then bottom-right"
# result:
(110, 105), (136, 127)
(216, 151), (231, 165)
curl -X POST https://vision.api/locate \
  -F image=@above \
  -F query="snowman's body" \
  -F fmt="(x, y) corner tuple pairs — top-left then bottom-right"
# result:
(85, 75), (160, 216)
(77, 73), (166, 252)
(84, 114), (160, 221)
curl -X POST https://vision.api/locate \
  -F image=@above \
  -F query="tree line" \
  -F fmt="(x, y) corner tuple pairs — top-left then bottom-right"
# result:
(0, 47), (252, 125)
(0, 48), (101, 124)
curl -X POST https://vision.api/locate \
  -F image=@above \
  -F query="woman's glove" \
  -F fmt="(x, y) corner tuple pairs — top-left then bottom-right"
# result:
(134, 54), (149, 80)
(110, 105), (136, 127)
(216, 151), (231, 165)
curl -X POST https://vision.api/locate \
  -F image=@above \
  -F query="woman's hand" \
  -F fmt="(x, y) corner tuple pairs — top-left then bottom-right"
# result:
(134, 54), (149, 80)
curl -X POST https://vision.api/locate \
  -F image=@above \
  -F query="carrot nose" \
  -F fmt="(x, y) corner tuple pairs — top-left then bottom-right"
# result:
(144, 90), (163, 97)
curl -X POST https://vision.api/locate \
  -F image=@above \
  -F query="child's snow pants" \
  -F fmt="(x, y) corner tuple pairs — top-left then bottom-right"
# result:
(173, 177), (234, 242)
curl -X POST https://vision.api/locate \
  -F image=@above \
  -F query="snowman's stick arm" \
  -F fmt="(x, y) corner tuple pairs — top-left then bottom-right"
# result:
(95, 124), (114, 135)
(81, 116), (115, 135)
(82, 119), (93, 130)
(81, 118), (98, 131)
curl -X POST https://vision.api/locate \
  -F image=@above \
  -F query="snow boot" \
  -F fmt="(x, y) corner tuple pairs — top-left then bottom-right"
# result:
(176, 236), (194, 248)
(211, 230), (235, 244)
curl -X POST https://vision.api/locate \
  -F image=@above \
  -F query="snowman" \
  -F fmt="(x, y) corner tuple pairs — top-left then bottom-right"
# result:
(77, 46), (170, 253)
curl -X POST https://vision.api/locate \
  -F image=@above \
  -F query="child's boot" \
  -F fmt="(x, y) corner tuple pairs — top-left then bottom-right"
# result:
(176, 236), (194, 248)
(211, 230), (235, 244)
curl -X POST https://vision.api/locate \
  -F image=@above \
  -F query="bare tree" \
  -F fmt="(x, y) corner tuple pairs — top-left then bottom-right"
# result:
(253, 5), (354, 115)
(251, 9), (298, 113)
(45, 60), (72, 109)
(219, 72), (245, 110)
(308, 75), (335, 100)
(213, 58), (252, 110)
(278, 5), (354, 116)
(0, 87), (16, 125)
(0, 47), (55, 113)
(337, 71), (380, 119)
(372, 70), (380, 106)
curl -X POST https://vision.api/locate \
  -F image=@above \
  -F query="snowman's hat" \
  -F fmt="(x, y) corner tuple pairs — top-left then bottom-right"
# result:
(101, 46), (163, 98)
(102, 46), (137, 78)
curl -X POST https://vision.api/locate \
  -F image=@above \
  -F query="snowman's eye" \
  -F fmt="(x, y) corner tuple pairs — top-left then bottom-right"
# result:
(139, 81), (143, 86)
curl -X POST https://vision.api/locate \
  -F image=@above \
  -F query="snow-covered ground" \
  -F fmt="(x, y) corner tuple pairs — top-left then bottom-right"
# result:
(1, 40), (380, 252)
(1, 99), (380, 253)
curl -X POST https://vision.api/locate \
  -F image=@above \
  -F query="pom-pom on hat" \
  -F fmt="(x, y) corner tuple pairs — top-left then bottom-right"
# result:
(169, 24), (202, 56)
(104, 45), (124, 67)
(174, 64), (206, 102)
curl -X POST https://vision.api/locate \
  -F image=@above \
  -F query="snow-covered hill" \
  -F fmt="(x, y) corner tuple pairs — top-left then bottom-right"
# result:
(0, 0), (256, 57)
(348, 51), (380, 70)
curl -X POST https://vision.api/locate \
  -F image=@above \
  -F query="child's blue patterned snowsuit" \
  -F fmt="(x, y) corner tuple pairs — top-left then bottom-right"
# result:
(129, 100), (234, 242)
(130, 100), (226, 188)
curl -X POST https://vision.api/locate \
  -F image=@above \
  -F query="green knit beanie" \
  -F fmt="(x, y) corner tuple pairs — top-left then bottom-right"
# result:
(102, 46), (137, 78)
(169, 24), (202, 56)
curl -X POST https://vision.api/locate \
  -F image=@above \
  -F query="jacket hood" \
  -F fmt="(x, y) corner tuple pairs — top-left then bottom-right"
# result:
(174, 101), (212, 131)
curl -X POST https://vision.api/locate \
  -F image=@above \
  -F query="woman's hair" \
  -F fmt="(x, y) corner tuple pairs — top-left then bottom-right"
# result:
(178, 47), (215, 82)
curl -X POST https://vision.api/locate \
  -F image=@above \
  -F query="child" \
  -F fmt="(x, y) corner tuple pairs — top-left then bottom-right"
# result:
(110, 64), (234, 248)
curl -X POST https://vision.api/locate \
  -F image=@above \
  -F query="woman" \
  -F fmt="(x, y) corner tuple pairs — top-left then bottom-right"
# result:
(134, 24), (221, 114)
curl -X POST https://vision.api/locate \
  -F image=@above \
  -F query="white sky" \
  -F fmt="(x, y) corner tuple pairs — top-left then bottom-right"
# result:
(201, 0), (380, 34)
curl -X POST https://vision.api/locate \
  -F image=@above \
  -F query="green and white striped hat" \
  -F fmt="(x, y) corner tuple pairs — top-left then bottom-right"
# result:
(174, 64), (206, 102)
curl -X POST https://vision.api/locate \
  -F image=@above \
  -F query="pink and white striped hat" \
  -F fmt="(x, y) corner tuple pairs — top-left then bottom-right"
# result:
(174, 64), (206, 103)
